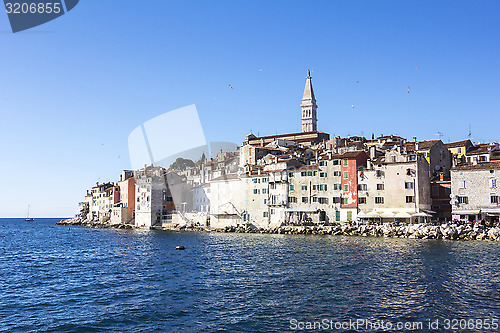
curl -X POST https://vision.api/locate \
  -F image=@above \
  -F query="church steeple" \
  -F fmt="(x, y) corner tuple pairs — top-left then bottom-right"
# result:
(301, 70), (318, 132)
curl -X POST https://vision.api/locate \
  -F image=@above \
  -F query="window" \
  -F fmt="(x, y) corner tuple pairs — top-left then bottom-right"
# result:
(263, 211), (268, 217)
(334, 183), (341, 190)
(262, 188), (267, 194)
(406, 168), (412, 176)
(343, 171), (349, 179)
(490, 179), (497, 188)
(312, 197), (318, 203)
(253, 178), (258, 183)
(253, 189), (260, 194)
(359, 197), (366, 204)
(409, 154), (416, 161)
(358, 184), (367, 191)
(406, 196), (414, 203)
(376, 184), (384, 190)
(343, 159), (348, 166)
(301, 171), (307, 176)
(460, 180), (466, 189)
(302, 197), (308, 203)
(319, 184), (327, 191)
(375, 197), (384, 204)
(319, 161), (326, 166)
(405, 182), (414, 189)
(263, 199), (267, 204)
(319, 197), (328, 204)
(491, 196), (499, 204)
(312, 184), (318, 191)
(333, 197), (341, 204)
(458, 196), (468, 204)
(262, 178), (268, 183)
(306, 171), (312, 176)
(342, 198), (349, 205)
(344, 184), (349, 192)
(301, 185), (307, 191)
(457, 148), (462, 154)
(333, 160), (339, 165)
(335, 210), (340, 221)
(288, 196), (297, 203)
(320, 172), (327, 178)
(376, 170), (383, 177)
(270, 208), (275, 214)
(333, 171), (341, 177)
(288, 172), (294, 178)
(289, 185), (294, 191)
(347, 211), (352, 221)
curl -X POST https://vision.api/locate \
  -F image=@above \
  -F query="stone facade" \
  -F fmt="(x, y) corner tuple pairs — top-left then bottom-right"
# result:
(357, 150), (431, 223)
(451, 161), (500, 224)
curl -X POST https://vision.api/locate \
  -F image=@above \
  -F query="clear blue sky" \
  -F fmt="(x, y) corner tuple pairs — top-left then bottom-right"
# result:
(1, 1), (499, 217)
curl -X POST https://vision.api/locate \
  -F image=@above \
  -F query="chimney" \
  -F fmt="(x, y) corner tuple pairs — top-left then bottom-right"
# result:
(367, 159), (372, 169)
(413, 136), (417, 143)
(369, 146), (376, 159)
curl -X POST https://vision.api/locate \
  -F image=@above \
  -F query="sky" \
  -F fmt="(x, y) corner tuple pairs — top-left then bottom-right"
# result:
(0, 0), (499, 217)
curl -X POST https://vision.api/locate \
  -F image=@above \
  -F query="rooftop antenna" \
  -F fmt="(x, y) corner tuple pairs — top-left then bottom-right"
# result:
(436, 132), (443, 140)
(468, 124), (472, 139)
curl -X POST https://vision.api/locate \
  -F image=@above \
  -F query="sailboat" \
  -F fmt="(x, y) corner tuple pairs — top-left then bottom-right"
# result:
(25, 205), (34, 221)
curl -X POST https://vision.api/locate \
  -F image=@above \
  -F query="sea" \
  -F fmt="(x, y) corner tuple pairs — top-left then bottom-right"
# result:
(0, 218), (499, 332)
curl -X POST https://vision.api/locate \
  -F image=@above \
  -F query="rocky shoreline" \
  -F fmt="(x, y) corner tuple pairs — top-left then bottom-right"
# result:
(207, 223), (500, 241)
(57, 217), (500, 241)
(56, 217), (133, 229)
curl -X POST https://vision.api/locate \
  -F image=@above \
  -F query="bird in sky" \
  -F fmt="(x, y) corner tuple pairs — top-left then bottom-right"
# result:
(414, 67), (420, 70)
(356, 81), (359, 84)
(259, 69), (262, 72)
(228, 84), (233, 89)
(351, 105), (355, 109)
(408, 86), (410, 93)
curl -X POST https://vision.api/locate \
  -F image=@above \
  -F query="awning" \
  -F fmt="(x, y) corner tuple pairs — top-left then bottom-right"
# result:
(357, 211), (368, 218)
(380, 212), (395, 218)
(452, 210), (480, 215)
(481, 208), (500, 214)
(412, 212), (432, 217)
(285, 208), (318, 213)
(394, 212), (412, 218)
(364, 211), (381, 218)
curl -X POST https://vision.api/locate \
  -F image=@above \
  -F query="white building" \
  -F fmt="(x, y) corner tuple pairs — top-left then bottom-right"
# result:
(208, 174), (244, 228)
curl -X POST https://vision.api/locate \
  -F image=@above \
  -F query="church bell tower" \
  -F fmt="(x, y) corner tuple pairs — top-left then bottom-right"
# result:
(301, 69), (318, 132)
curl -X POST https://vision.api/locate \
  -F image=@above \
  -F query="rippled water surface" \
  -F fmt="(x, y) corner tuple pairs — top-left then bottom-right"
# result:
(0, 218), (499, 332)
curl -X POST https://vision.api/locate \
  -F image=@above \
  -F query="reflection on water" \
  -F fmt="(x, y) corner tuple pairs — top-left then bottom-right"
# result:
(0, 219), (499, 332)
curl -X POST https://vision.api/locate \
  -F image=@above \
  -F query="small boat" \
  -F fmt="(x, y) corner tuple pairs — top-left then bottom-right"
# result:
(175, 246), (185, 250)
(25, 205), (34, 221)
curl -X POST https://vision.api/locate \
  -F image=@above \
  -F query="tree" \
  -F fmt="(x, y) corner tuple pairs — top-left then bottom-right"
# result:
(168, 157), (195, 171)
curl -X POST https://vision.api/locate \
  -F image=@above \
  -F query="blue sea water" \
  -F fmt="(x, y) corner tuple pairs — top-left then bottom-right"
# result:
(0, 218), (499, 332)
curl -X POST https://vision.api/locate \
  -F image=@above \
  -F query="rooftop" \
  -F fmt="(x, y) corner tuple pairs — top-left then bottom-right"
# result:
(451, 161), (500, 171)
